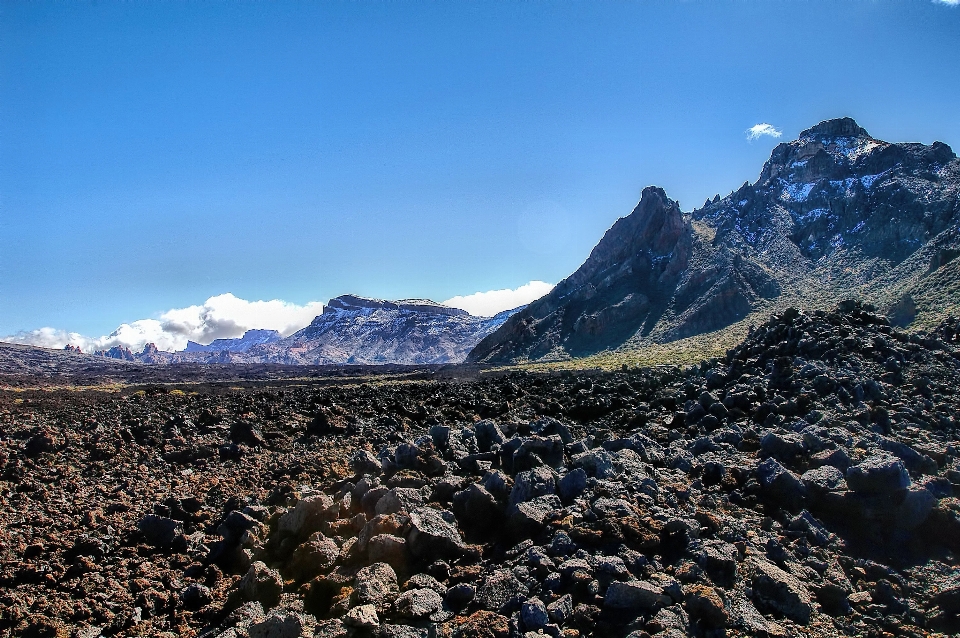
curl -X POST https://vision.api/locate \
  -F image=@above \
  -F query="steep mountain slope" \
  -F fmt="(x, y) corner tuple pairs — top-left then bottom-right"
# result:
(470, 118), (960, 363)
(256, 296), (516, 365)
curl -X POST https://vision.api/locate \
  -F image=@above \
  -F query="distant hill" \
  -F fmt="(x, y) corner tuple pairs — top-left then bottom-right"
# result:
(469, 117), (960, 363)
(92, 296), (522, 365)
(183, 329), (282, 353)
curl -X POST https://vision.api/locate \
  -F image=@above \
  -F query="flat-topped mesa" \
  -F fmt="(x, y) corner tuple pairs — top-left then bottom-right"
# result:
(325, 294), (468, 317)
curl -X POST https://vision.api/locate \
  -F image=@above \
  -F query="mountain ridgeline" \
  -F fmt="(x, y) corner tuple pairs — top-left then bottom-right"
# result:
(469, 118), (960, 363)
(100, 296), (517, 366)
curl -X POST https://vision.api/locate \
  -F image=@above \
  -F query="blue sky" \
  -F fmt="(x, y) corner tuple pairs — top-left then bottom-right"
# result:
(2, 1), (959, 348)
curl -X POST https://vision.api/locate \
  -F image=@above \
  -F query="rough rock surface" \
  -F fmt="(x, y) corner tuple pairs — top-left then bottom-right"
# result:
(2, 302), (960, 636)
(470, 118), (960, 363)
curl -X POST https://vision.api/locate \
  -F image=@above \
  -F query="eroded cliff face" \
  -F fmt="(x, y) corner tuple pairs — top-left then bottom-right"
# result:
(472, 186), (772, 362)
(470, 118), (960, 363)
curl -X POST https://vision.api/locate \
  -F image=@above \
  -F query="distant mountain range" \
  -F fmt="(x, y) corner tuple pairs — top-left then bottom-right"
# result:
(469, 117), (960, 363)
(16, 117), (959, 369)
(94, 295), (519, 365)
(183, 329), (281, 353)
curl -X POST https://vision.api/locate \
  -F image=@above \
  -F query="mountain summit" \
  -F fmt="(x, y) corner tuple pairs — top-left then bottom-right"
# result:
(470, 118), (960, 363)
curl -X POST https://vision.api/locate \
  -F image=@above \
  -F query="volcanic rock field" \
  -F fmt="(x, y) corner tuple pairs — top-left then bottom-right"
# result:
(3, 302), (960, 638)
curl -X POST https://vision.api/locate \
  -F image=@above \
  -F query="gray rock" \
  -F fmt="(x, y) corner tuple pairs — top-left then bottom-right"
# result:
(343, 604), (379, 629)
(278, 493), (336, 538)
(376, 487), (425, 516)
(896, 485), (935, 529)
(395, 588), (443, 618)
(312, 618), (348, 638)
(530, 417), (574, 444)
(787, 510), (832, 545)
(248, 611), (316, 638)
(181, 583), (212, 610)
(240, 562), (283, 609)
(406, 507), (465, 561)
(698, 542), (738, 585)
(604, 580), (672, 611)
(547, 594), (574, 623)
(879, 437), (938, 475)
(516, 434), (565, 468)
(452, 483), (504, 530)
(521, 597), (549, 630)
(354, 562), (398, 609)
(289, 532), (339, 581)
(380, 625), (430, 638)
(446, 583), (476, 609)
(429, 424), (451, 448)
(760, 431), (804, 461)
(810, 447), (852, 472)
(481, 470), (512, 502)
(367, 534), (409, 572)
(509, 466), (557, 507)
(801, 465), (847, 495)
(756, 457), (806, 509)
(350, 449), (382, 475)
(475, 420), (506, 451)
(138, 514), (183, 548)
(846, 456), (910, 494)
(477, 569), (529, 612)
(558, 468), (588, 501)
(591, 497), (636, 519)
(508, 494), (560, 539)
(394, 442), (422, 469)
(572, 449), (616, 479)
(750, 558), (812, 624)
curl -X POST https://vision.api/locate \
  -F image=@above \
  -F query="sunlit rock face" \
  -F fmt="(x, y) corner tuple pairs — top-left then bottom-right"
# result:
(470, 118), (960, 363)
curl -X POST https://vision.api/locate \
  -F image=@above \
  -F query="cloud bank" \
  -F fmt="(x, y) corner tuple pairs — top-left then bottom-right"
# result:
(747, 123), (783, 140)
(934, 0), (958, 6)
(443, 280), (554, 317)
(2, 293), (325, 354)
(3, 283), (556, 354)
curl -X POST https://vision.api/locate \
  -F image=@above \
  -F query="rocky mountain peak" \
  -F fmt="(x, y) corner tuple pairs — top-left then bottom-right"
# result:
(472, 117), (960, 363)
(798, 116), (871, 140)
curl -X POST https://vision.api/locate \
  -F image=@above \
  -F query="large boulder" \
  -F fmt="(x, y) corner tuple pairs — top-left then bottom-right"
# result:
(406, 507), (465, 561)
(278, 493), (337, 538)
(750, 558), (812, 624)
(756, 458), (806, 511)
(846, 456), (910, 494)
(354, 562), (398, 610)
(240, 561), (284, 609)
(289, 533), (340, 582)
(375, 488), (425, 516)
(508, 467), (557, 507)
(604, 580), (672, 612)
(453, 483), (504, 532)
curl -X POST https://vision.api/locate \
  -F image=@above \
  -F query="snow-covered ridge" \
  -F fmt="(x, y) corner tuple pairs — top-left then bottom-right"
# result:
(325, 294), (469, 317)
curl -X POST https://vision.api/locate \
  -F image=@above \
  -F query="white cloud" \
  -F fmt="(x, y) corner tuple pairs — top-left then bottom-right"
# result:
(443, 281), (554, 317)
(934, 0), (958, 6)
(1, 293), (325, 353)
(746, 123), (783, 140)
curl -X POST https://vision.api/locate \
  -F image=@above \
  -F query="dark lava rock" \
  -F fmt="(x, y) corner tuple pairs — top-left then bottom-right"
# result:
(846, 456), (911, 494)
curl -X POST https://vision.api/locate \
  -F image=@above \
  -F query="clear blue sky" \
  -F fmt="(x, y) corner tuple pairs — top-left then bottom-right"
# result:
(2, 0), (958, 337)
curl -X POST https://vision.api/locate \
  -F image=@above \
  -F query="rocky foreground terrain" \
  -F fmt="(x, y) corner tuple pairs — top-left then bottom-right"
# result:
(3, 302), (960, 637)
